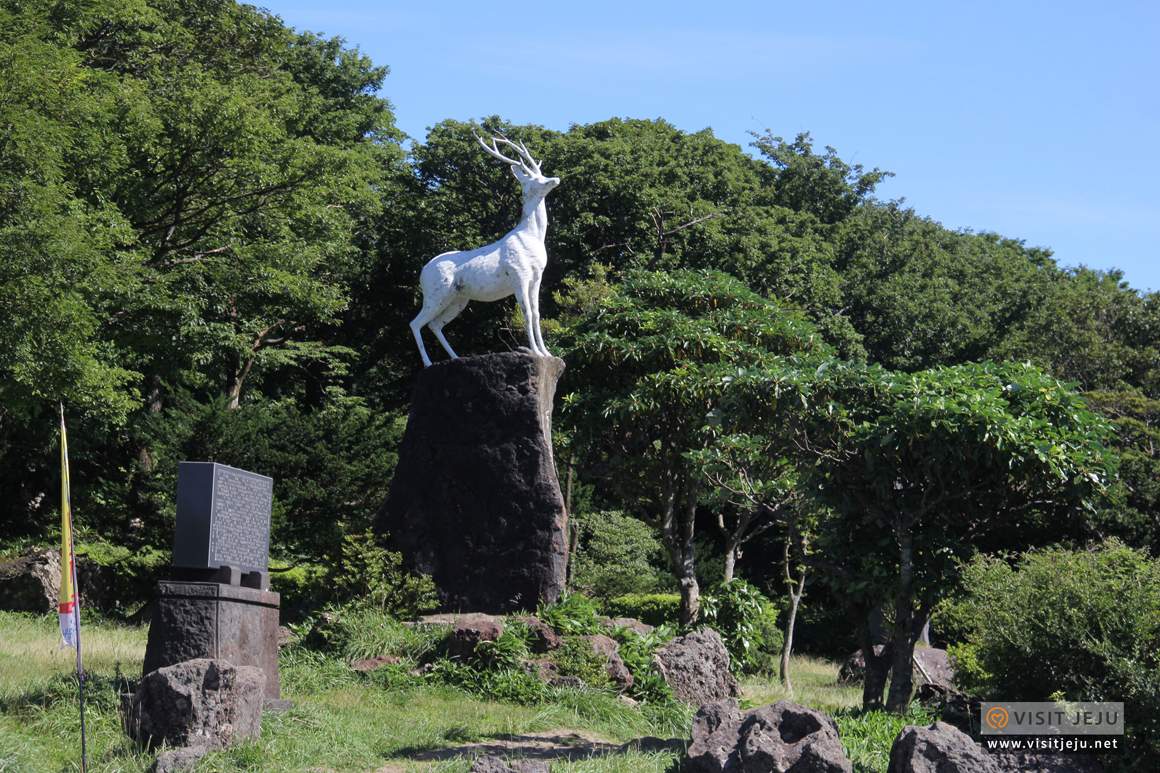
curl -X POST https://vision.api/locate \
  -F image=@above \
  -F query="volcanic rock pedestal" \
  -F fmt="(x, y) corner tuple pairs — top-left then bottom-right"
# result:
(374, 351), (568, 612)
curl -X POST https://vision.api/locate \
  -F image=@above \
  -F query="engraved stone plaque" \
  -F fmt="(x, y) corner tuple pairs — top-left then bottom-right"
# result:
(173, 462), (273, 574)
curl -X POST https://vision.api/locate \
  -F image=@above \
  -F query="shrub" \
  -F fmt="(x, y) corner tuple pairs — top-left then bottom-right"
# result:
(334, 530), (438, 619)
(949, 541), (1160, 766)
(747, 602), (785, 675)
(603, 593), (681, 627)
(537, 592), (605, 635)
(570, 510), (673, 598)
(549, 637), (612, 688)
(700, 579), (770, 674)
(609, 624), (677, 704)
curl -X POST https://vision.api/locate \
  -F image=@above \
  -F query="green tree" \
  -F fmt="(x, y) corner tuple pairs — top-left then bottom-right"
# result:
(0, 0), (402, 547)
(557, 268), (827, 625)
(1085, 390), (1160, 552)
(949, 543), (1160, 766)
(798, 362), (1115, 711)
(992, 267), (1160, 396)
(834, 201), (1059, 371)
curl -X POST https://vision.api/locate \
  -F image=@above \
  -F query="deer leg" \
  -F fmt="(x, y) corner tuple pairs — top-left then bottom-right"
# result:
(430, 296), (469, 360)
(529, 273), (550, 357)
(411, 291), (454, 367)
(515, 277), (541, 356)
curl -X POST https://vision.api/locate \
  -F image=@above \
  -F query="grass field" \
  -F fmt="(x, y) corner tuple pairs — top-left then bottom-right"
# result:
(0, 611), (919, 773)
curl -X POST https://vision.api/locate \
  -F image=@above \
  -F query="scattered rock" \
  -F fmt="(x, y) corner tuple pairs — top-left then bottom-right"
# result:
(911, 648), (954, 688)
(684, 698), (853, 773)
(606, 617), (655, 636)
(548, 675), (584, 688)
(518, 616), (563, 652)
(839, 647), (955, 689)
(350, 655), (401, 672)
(264, 698), (295, 713)
(914, 685), (981, 735)
(122, 658), (265, 750)
(580, 634), (633, 691)
(154, 746), (208, 773)
(887, 722), (999, 773)
(470, 757), (514, 773)
(469, 756), (550, 773)
(522, 659), (560, 680)
(75, 556), (117, 613)
(448, 618), (504, 660)
(0, 547), (61, 613)
(653, 627), (740, 706)
(277, 625), (295, 647)
(837, 646), (884, 685)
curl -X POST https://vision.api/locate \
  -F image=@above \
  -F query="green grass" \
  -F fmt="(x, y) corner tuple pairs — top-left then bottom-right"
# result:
(0, 610), (925, 773)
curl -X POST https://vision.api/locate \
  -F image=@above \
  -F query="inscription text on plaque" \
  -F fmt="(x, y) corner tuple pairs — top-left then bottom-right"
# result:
(173, 462), (273, 574)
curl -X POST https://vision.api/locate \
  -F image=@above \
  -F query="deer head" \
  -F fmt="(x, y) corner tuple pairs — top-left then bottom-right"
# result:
(475, 132), (560, 198)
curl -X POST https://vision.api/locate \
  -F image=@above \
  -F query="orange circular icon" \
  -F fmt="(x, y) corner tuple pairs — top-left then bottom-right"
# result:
(985, 707), (1009, 730)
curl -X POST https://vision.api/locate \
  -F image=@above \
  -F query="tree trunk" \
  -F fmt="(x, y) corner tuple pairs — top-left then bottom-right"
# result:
(885, 529), (917, 713)
(842, 596), (892, 710)
(666, 479), (701, 628)
(722, 544), (737, 583)
(863, 643), (893, 710)
(138, 375), (166, 472)
(779, 538), (806, 693)
(678, 569), (700, 628)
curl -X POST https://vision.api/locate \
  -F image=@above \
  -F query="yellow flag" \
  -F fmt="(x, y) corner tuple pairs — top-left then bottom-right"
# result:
(59, 406), (78, 651)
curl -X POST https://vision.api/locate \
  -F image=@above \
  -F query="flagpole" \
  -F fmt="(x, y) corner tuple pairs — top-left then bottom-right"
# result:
(60, 404), (88, 773)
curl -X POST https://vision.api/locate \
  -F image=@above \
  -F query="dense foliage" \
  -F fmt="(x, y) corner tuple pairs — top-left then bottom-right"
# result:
(3, 2), (1158, 741)
(947, 543), (1160, 766)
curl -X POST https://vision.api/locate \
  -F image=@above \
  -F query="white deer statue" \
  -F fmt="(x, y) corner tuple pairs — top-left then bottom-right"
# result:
(410, 132), (561, 367)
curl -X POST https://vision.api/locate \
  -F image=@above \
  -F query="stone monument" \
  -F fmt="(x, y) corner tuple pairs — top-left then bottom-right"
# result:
(143, 462), (283, 702)
(383, 133), (569, 613)
(374, 351), (568, 612)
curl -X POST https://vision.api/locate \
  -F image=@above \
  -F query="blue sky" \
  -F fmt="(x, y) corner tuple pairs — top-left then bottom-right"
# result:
(260, 0), (1159, 293)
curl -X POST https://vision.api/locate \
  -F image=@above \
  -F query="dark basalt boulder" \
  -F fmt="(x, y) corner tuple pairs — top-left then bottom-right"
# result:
(447, 618), (505, 660)
(580, 634), (634, 691)
(887, 722), (999, 773)
(374, 352), (568, 613)
(0, 547), (61, 613)
(684, 698), (853, 773)
(653, 627), (741, 706)
(122, 659), (264, 750)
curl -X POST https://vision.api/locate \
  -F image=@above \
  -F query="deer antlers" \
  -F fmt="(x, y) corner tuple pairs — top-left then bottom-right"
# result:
(474, 131), (543, 175)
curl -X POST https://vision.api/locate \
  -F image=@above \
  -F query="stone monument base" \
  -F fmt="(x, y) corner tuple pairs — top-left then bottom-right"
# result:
(143, 581), (281, 700)
(374, 351), (568, 613)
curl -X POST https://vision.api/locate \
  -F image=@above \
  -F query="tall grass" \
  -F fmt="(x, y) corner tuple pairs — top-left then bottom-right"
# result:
(0, 611), (151, 772)
(1, 611), (921, 773)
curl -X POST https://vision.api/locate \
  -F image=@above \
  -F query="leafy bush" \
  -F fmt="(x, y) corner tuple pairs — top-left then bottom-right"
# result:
(76, 540), (170, 615)
(700, 579), (770, 674)
(549, 637), (612, 689)
(603, 593), (681, 627)
(427, 659), (549, 705)
(836, 703), (940, 771)
(473, 628), (531, 671)
(268, 559), (330, 609)
(570, 510), (673, 599)
(537, 592), (606, 635)
(948, 542), (1160, 766)
(609, 624), (677, 704)
(747, 602), (785, 675)
(334, 530), (438, 619)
